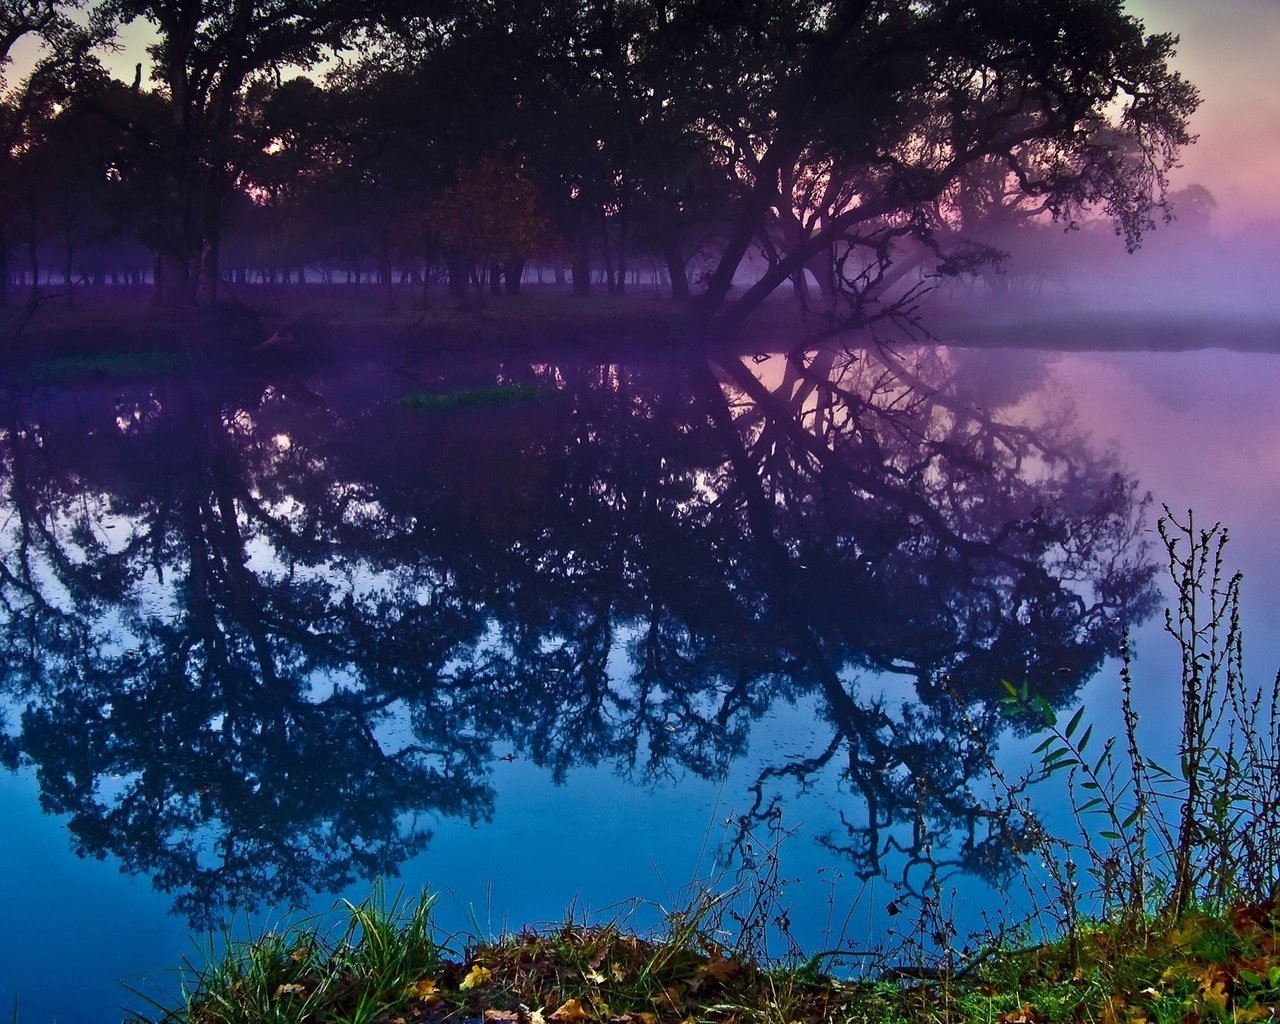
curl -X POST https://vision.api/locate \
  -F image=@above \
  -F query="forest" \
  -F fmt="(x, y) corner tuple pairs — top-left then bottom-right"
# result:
(0, 0), (1199, 332)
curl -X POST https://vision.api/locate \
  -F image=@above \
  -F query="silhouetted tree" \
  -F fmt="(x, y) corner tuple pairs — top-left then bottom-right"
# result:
(676, 0), (1198, 332)
(96, 0), (442, 307)
(0, 0), (107, 308)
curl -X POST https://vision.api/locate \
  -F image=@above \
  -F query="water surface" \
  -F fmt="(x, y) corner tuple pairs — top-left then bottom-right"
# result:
(2, 334), (1277, 1022)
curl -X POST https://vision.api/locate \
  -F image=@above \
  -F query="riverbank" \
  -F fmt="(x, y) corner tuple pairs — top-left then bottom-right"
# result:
(6, 288), (1280, 371)
(138, 887), (1280, 1024)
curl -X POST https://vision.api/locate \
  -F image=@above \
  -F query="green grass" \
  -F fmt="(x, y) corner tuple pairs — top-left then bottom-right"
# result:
(129, 889), (1280, 1024)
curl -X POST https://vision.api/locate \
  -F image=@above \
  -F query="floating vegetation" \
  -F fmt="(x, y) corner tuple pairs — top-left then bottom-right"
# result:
(400, 384), (548, 410)
(30, 351), (191, 383)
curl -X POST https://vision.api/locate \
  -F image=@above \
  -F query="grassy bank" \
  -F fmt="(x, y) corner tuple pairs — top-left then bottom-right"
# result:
(133, 888), (1280, 1024)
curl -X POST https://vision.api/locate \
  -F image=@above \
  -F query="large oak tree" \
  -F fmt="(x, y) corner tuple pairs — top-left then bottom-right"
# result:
(673, 0), (1198, 331)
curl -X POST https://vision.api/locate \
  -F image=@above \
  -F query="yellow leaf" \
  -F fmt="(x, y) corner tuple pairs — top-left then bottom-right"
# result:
(461, 965), (494, 990)
(273, 983), (306, 999)
(610, 962), (626, 983)
(583, 968), (606, 984)
(406, 978), (441, 1003)
(549, 997), (592, 1022)
(1199, 981), (1228, 1014)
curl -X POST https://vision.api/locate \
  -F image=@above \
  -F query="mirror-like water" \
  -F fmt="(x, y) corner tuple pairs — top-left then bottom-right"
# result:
(2, 336), (1278, 1023)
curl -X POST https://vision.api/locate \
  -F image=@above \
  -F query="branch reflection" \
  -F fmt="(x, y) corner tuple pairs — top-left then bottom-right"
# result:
(0, 341), (1158, 923)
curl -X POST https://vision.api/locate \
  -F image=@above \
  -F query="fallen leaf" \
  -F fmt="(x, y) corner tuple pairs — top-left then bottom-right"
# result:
(997, 1003), (1044, 1024)
(406, 979), (442, 1003)
(609, 962), (626, 983)
(484, 1012), (520, 1023)
(273, 983), (306, 999)
(697, 952), (742, 985)
(461, 965), (494, 990)
(550, 998), (592, 1022)
(583, 969), (606, 984)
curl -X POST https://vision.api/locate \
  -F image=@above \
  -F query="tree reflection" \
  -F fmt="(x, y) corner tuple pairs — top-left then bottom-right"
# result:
(0, 341), (1158, 922)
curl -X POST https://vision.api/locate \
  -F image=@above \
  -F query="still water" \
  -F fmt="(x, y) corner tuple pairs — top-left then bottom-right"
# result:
(1, 334), (1278, 1022)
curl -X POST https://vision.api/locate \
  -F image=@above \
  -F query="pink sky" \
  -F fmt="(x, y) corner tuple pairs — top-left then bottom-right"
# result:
(1130, 0), (1280, 231)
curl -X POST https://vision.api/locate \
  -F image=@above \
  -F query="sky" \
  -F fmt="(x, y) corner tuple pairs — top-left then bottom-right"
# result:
(1128, 0), (1280, 230)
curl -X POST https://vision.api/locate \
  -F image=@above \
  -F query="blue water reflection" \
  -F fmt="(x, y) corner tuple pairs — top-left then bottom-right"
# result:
(1, 337), (1274, 1023)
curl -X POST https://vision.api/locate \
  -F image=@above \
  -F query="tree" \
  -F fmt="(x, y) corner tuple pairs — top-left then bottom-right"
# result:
(98, 0), (440, 308)
(0, 0), (106, 308)
(667, 0), (1198, 333)
(429, 154), (555, 299)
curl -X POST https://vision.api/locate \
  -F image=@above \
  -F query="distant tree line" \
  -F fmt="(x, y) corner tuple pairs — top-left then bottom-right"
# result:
(1, 0), (1198, 329)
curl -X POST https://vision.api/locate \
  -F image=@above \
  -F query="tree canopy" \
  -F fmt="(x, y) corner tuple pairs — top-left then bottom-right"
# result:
(2, 0), (1198, 328)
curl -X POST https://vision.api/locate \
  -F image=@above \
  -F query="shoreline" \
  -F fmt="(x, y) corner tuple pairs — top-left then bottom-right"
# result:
(4, 290), (1280, 370)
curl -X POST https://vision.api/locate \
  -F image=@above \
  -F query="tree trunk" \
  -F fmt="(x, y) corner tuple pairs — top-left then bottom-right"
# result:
(199, 240), (220, 306)
(616, 214), (628, 296)
(804, 247), (834, 301)
(600, 212), (617, 294)
(663, 239), (689, 302)
(160, 252), (197, 308)
(382, 252), (396, 311)
(573, 216), (592, 296)
(504, 257), (525, 296)
(63, 240), (75, 307)
(447, 252), (468, 297)
(26, 238), (39, 311)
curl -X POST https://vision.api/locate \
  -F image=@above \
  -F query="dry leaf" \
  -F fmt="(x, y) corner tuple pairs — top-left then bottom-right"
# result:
(550, 997), (592, 1022)
(461, 965), (494, 990)
(273, 983), (306, 999)
(484, 1012), (520, 1023)
(697, 952), (742, 984)
(406, 979), (442, 1003)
